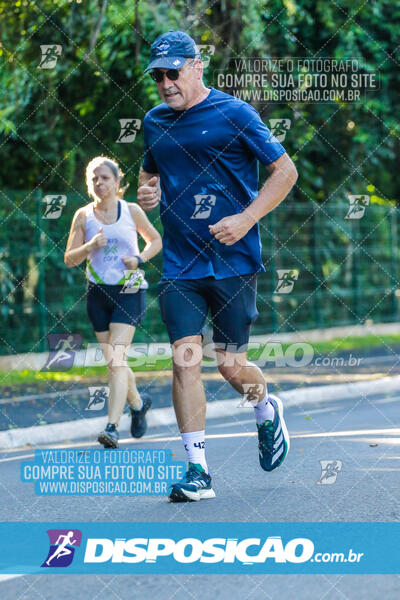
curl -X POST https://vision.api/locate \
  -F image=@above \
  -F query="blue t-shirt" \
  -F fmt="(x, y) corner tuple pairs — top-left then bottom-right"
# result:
(142, 87), (286, 280)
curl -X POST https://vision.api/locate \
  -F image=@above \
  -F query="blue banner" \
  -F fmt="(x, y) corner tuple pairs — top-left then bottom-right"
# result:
(0, 522), (398, 574)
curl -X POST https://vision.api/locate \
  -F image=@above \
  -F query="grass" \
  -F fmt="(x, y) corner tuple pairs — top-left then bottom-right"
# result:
(1, 333), (400, 388)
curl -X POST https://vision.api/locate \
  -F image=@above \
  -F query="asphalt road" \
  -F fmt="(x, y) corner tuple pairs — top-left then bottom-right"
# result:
(0, 386), (399, 598)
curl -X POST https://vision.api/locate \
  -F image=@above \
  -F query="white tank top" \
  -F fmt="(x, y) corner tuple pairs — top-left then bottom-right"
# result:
(84, 200), (148, 287)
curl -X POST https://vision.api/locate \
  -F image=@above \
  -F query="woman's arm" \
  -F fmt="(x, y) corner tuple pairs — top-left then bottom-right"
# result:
(122, 203), (162, 270)
(64, 208), (106, 267)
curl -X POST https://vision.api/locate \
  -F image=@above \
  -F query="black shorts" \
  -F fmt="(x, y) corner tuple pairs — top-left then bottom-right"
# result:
(87, 282), (146, 332)
(158, 275), (258, 351)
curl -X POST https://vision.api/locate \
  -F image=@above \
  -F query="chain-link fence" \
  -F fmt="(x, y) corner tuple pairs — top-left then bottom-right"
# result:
(0, 189), (399, 356)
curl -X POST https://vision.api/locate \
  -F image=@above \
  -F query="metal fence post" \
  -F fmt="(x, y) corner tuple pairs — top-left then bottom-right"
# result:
(267, 211), (278, 332)
(351, 218), (359, 322)
(389, 205), (398, 320)
(35, 189), (47, 351)
(312, 203), (322, 329)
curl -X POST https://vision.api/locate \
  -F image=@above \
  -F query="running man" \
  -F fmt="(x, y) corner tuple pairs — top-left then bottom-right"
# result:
(65, 156), (162, 448)
(44, 334), (77, 370)
(45, 531), (76, 566)
(138, 31), (298, 501)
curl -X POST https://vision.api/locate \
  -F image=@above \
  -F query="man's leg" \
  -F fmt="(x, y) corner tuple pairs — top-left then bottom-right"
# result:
(158, 279), (215, 501)
(210, 274), (289, 471)
(172, 335), (208, 470)
(168, 334), (215, 501)
(215, 349), (274, 423)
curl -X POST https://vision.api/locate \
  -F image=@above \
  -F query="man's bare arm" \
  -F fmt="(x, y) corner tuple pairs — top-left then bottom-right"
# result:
(242, 152), (298, 224)
(209, 153), (298, 246)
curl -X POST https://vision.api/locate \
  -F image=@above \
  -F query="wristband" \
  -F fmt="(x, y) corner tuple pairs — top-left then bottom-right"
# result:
(135, 255), (144, 267)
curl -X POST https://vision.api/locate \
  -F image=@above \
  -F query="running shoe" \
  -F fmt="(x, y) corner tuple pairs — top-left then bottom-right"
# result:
(130, 392), (152, 438)
(168, 462), (216, 502)
(98, 423), (119, 449)
(257, 394), (290, 471)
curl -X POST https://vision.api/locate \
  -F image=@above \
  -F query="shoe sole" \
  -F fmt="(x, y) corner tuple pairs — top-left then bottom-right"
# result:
(97, 433), (119, 449)
(168, 487), (216, 503)
(260, 394), (290, 471)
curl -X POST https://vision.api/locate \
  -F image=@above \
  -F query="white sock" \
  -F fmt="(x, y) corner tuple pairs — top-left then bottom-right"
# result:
(181, 430), (208, 473)
(254, 394), (275, 425)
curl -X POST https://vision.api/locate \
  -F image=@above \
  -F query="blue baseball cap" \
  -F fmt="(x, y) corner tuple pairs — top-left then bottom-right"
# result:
(145, 30), (199, 73)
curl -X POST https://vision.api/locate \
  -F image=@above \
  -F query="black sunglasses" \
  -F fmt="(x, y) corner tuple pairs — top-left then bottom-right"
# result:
(150, 68), (182, 83)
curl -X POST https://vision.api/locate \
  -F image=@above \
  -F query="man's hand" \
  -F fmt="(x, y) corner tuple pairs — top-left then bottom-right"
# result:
(121, 256), (139, 270)
(89, 227), (107, 250)
(137, 176), (160, 211)
(209, 213), (254, 246)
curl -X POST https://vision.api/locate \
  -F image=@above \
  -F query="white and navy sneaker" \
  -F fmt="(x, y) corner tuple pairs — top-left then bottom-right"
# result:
(130, 392), (152, 438)
(168, 463), (216, 502)
(98, 423), (119, 449)
(257, 394), (290, 471)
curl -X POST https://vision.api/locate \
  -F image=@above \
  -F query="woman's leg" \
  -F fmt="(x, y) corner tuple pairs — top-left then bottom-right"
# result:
(95, 323), (136, 426)
(126, 367), (141, 410)
(107, 322), (136, 426)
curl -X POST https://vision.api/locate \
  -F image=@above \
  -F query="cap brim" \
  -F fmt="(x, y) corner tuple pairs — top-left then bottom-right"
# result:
(144, 55), (188, 73)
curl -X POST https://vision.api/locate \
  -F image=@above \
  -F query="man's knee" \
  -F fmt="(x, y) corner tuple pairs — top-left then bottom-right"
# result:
(217, 362), (242, 384)
(172, 338), (203, 370)
(216, 351), (247, 383)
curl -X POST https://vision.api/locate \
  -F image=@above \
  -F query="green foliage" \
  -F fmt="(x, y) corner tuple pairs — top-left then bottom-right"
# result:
(0, 0), (399, 353)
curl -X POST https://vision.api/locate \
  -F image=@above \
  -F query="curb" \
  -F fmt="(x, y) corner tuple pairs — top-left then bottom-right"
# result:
(1, 375), (399, 450)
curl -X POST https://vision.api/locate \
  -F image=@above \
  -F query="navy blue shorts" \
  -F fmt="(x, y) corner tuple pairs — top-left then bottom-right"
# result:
(158, 275), (258, 351)
(87, 283), (146, 332)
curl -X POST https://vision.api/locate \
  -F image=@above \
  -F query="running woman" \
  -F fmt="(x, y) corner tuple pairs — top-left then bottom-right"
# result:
(65, 156), (162, 448)
(138, 31), (298, 501)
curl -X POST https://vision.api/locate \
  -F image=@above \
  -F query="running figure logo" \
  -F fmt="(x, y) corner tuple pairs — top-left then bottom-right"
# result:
(38, 45), (62, 69)
(86, 386), (109, 410)
(195, 44), (216, 68)
(121, 269), (145, 294)
(274, 269), (299, 294)
(238, 383), (264, 407)
(345, 195), (370, 219)
(267, 119), (291, 143)
(317, 460), (343, 485)
(42, 195), (67, 219)
(41, 529), (82, 567)
(42, 334), (82, 372)
(191, 191), (217, 219)
(116, 119), (142, 143)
